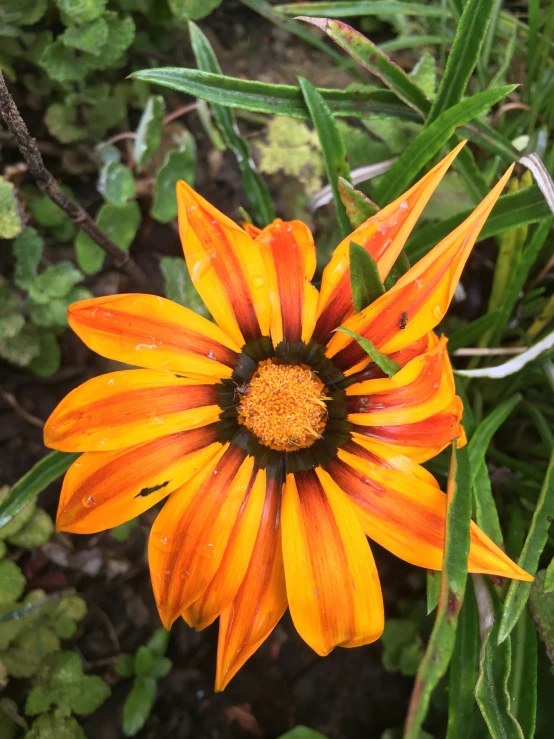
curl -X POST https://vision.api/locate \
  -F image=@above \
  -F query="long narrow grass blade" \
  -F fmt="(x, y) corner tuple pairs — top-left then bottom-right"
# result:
(456, 330), (554, 379)
(130, 68), (417, 120)
(498, 449), (554, 644)
(0, 451), (78, 529)
(404, 444), (472, 739)
(446, 577), (479, 739)
(509, 605), (538, 737)
(474, 575), (524, 739)
(189, 22), (275, 226)
(448, 311), (502, 352)
(299, 77), (352, 236)
(279, 1), (447, 17)
(374, 86), (514, 204)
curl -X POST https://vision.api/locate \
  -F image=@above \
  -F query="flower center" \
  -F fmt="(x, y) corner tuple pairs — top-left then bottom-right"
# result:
(237, 361), (329, 452)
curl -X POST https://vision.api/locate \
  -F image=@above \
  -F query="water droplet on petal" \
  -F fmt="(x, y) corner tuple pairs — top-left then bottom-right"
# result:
(252, 275), (267, 289)
(82, 496), (96, 508)
(432, 304), (444, 320)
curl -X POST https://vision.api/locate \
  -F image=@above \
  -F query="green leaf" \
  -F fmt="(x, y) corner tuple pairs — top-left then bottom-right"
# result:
(25, 713), (86, 739)
(337, 177), (378, 229)
(168, 0), (222, 21)
(54, 0), (107, 24)
(0, 487), (37, 540)
(544, 556), (554, 593)
(39, 40), (88, 82)
(145, 628), (169, 657)
(28, 336), (62, 377)
(133, 96), (165, 170)
(381, 618), (423, 676)
(61, 17), (108, 55)
(0, 328), (41, 368)
(111, 518), (139, 543)
(28, 196), (69, 229)
(349, 242), (385, 312)
(0, 314), (24, 341)
(404, 444), (472, 739)
(26, 686), (53, 716)
(426, 570), (440, 614)
(13, 228), (44, 291)
(508, 608), (537, 739)
(134, 646), (154, 676)
(29, 263), (83, 304)
(115, 653), (135, 678)
(55, 594), (87, 622)
(374, 86), (514, 205)
(98, 161), (136, 207)
(406, 186), (551, 263)
(498, 449), (554, 644)
(529, 570), (554, 663)
(151, 150), (194, 223)
(299, 76), (351, 236)
(7, 508), (53, 548)
(0, 560), (26, 605)
(468, 394), (522, 486)
(130, 68), (418, 122)
(0, 177), (22, 239)
(189, 22), (274, 226)
(278, 728), (328, 739)
(75, 201), (141, 275)
(159, 256), (206, 315)
(474, 576), (524, 739)
(0, 452), (79, 530)
(446, 578), (479, 739)
(410, 53), (436, 100)
(44, 103), (87, 144)
(53, 617), (77, 639)
(334, 327), (401, 377)
(277, 1), (446, 18)
(428, 0), (496, 123)
(71, 675), (111, 715)
(150, 656), (172, 679)
(123, 676), (157, 737)
(87, 12), (135, 70)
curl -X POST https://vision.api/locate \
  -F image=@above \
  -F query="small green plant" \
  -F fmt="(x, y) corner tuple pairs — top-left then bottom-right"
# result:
(115, 628), (172, 737)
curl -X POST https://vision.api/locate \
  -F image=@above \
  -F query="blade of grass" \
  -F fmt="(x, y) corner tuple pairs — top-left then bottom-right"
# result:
(448, 311), (503, 352)
(374, 86), (515, 205)
(379, 35), (449, 52)
(278, 2), (447, 17)
(498, 448), (554, 644)
(429, 0), (496, 123)
(426, 570), (441, 614)
(130, 68), (418, 120)
(0, 451), (78, 529)
(338, 177), (378, 228)
(404, 443), (472, 739)
(349, 242), (385, 311)
(334, 327), (401, 377)
(189, 22), (274, 226)
(477, 0), (503, 87)
(446, 577), (479, 739)
(406, 186), (551, 262)
(299, 77), (352, 236)
(474, 575), (524, 739)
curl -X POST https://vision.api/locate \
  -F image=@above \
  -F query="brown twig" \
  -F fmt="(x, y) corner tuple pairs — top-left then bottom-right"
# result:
(0, 72), (154, 293)
(0, 387), (44, 428)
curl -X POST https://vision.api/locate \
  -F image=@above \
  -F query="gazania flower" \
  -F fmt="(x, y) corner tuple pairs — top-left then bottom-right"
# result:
(45, 143), (532, 690)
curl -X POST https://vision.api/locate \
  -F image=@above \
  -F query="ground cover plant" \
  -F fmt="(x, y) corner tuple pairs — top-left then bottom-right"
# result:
(1, 1), (554, 737)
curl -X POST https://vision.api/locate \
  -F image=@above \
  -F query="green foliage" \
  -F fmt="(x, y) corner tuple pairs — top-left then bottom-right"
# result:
(349, 242), (385, 312)
(0, 177), (22, 239)
(381, 618), (425, 676)
(168, 0), (223, 22)
(75, 201), (141, 274)
(115, 628), (172, 736)
(133, 95), (165, 170)
(335, 327), (401, 377)
(278, 728), (328, 739)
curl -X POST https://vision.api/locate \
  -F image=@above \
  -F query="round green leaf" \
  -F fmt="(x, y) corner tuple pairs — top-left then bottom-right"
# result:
(0, 561), (25, 605)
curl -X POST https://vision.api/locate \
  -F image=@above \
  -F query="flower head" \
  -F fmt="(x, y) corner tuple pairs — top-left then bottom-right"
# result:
(45, 144), (532, 690)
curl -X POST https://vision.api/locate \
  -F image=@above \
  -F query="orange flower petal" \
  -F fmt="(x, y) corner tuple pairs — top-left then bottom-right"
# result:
(148, 446), (264, 629)
(57, 427), (221, 534)
(346, 336), (454, 426)
(242, 221), (262, 239)
(282, 470), (384, 657)
(326, 166), (514, 373)
(44, 370), (220, 452)
(216, 475), (286, 691)
(328, 446), (533, 581)
(183, 466), (267, 630)
(177, 181), (270, 346)
(256, 219), (319, 345)
(314, 142), (465, 343)
(352, 396), (465, 463)
(68, 294), (240, 379)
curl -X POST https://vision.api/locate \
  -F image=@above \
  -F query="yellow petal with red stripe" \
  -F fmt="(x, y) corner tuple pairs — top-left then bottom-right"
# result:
(328, 447), (533, 581)
(45, 370), (220, 452)
(177, 181), (270, 346)
(216, 475), (287, 691)
(56, 426), (221, 534)
(314, 142), (465, 343)
(149, 446), (261, 629)
(352, 395), (466, 463)
(346, 336), (454, 426)
(326, 167), (514, 373)
(68, 294), (240, 379)
(183, 466), (266, 630)
(257, 219), (319, 345)
(282, 470), (384, 657)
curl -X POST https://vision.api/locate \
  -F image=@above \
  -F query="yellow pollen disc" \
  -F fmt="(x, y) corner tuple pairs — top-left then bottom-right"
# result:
(237, 361), (329, 452)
